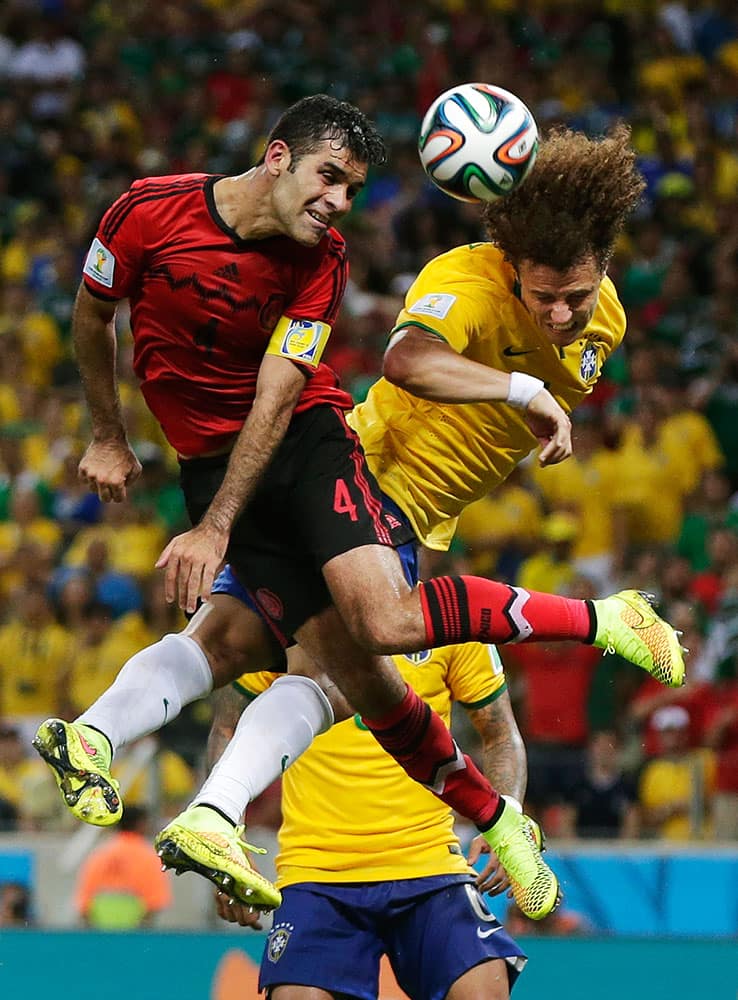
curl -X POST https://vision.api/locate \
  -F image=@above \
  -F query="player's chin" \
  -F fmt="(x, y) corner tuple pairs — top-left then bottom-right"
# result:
(545, 324), (583, 346)
(295, 217), (328, 246)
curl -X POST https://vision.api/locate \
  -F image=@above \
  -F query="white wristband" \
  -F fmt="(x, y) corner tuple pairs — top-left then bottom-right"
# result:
(506, 371), (545, 409)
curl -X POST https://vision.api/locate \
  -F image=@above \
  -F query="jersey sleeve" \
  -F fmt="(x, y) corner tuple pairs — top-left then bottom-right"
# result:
(596, 276), (627, 356)
(391, 253), (483, 355)
(445, 642), (506, 708)
(265, 235), (347, 370)
(81, 184), (148, 301)
(286, 234), (348, 325)
(233, 670), (279, 700)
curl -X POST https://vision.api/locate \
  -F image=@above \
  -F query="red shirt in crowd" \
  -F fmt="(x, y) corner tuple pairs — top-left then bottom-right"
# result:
(502, 641), (602, 745)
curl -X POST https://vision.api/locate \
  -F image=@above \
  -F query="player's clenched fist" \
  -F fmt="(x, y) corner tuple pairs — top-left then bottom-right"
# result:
(78, 438), (142, 503)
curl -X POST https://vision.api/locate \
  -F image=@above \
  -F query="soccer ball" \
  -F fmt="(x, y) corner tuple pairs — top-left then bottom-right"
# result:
(418, 83), (538, 203)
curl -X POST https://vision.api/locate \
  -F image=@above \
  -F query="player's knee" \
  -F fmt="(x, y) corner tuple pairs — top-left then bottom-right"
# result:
(347, 611), (406, 655)
(191, 620), (265, 685)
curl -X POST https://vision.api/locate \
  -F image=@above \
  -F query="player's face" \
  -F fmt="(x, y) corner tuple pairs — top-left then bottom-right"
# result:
(517, 256), (603, 346)
(272, 138), (367, 246)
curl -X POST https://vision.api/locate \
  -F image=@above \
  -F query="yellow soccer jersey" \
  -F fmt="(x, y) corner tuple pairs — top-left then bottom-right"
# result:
(530, 451), (622, 560)
(235, 642), (506, 887)
(349, 243), (625, 549)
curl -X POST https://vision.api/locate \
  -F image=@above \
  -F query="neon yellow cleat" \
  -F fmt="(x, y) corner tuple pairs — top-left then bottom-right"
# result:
(32, 718), (121, 826)
(524, 814), (544, 852)
(483, 798), (561, 921)
(593, 590), (685, 688)
(154, 805), (282, 911)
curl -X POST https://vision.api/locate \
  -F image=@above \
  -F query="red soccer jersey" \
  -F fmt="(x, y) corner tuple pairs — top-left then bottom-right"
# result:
(82, 174), (353, 455)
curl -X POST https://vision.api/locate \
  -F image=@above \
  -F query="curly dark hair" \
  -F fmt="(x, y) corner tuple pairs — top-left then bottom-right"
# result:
(482, 124), (644, 271)
(262, 94), (386, 168)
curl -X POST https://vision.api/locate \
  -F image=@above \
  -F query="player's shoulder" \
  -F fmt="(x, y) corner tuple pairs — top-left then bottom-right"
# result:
(414, 243), (513, 293)
(272, 227), (347, 269)
(599, 272), (624, 311)
(126, 173), (212, 196)
(592, 272), (626, 339)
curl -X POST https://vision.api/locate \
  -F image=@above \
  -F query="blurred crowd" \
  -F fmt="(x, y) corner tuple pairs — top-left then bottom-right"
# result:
(0, 0), (738, 846)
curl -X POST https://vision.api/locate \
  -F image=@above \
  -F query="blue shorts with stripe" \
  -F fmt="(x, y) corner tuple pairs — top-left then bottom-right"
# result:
(259, 875), (526, 999)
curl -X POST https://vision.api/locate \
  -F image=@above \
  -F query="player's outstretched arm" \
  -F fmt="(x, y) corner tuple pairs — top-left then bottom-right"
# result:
(384, 326), (571, 465)
(73, 283), (142, 502)
(384, 326), (511, 403)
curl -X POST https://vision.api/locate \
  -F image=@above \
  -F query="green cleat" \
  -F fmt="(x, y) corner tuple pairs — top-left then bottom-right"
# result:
(32, 718), (121, 826)
(593, 590), (685, 688)
(483, 798), (561, 921)
(154, 805), (282, 911)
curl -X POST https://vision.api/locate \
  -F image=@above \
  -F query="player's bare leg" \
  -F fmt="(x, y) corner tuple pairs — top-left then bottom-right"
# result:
(322, 545), (685, 687)
(447, 959), (511, 1000)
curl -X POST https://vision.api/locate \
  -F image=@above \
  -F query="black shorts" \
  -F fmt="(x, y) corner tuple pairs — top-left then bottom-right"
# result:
(179, 405), (415, 641)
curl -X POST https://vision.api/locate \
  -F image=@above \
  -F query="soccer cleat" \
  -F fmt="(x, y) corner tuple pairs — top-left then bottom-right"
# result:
(524, 814), (544, 852)
(592, 590), (685, 688)
(154, 805), (282, 911)
(483, 798), (561, 920)
(32, 719), (121, 826)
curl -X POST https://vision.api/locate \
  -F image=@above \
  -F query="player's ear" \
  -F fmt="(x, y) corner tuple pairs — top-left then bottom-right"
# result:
(264, 140), (291, 177)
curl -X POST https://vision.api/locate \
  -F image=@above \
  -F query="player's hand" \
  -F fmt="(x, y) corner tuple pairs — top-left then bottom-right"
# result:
(156, 523), (228, 612)
(78, 438), (142, 502)
(214, 889), (264, 929)
(467, 834), (510, 896)
(524, 389), (572, 467)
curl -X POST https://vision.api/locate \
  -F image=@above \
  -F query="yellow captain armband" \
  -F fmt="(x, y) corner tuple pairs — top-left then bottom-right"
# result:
(265, 316), (332, 368)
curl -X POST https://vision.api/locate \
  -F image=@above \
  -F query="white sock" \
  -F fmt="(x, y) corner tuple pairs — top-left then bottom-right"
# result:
(77, 633), (213, 753)
(192, 674), (334, 823)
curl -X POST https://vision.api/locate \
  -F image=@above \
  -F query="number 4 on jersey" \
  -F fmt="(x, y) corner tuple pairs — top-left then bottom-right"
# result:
(333, 479), (358, 521)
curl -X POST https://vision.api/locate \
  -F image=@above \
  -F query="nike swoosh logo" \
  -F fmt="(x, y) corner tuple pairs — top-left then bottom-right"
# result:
(503, 346), (538, 357)
(477, 926), (503, 938)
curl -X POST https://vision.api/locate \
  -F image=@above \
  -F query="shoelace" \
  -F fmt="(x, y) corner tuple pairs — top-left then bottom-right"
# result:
(234, 825), (268, 858)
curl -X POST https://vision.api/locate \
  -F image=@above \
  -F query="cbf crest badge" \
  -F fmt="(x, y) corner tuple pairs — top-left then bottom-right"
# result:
(267, 921), (294, 963)
(580, 343), (599, 382)
(403, 649), (432, 665)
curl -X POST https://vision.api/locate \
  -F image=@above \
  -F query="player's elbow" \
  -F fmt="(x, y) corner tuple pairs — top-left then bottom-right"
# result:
(382, 343), (413, 387)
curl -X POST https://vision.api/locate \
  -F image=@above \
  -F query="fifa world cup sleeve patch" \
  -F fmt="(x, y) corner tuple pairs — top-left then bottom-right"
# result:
(407, 292), (457, 319)
(266, 316), (331, 368)
(83, 237), (116, 289)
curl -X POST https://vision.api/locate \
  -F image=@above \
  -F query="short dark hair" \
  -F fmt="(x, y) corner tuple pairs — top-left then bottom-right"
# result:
(482, 124), (645, 272)
(262, 94), (386, 168)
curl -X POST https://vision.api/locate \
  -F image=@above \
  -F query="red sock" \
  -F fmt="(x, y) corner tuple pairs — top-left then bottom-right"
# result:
(419, 576), (596, 647)
(362, 685), (501, 829)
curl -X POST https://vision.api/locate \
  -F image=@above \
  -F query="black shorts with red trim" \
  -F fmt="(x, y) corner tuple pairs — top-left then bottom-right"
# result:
(179, 405), (415, 642)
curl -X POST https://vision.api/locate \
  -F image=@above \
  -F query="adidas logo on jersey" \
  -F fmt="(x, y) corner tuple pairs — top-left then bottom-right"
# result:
(214, 262), (239, 280)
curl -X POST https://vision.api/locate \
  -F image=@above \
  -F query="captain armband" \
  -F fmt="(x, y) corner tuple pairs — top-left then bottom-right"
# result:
(265, 316), (332, 368)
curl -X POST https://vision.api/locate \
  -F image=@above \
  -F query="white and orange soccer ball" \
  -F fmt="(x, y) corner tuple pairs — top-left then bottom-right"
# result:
(418, 83), (538, 203)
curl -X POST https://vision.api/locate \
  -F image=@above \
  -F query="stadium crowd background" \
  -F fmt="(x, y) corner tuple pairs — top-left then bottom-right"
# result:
(1, 0), (738, 857)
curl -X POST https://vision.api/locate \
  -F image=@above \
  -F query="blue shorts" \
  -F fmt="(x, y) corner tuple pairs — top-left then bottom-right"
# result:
(211, 493), (420, 621)
(259, 876), (526, 1000)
